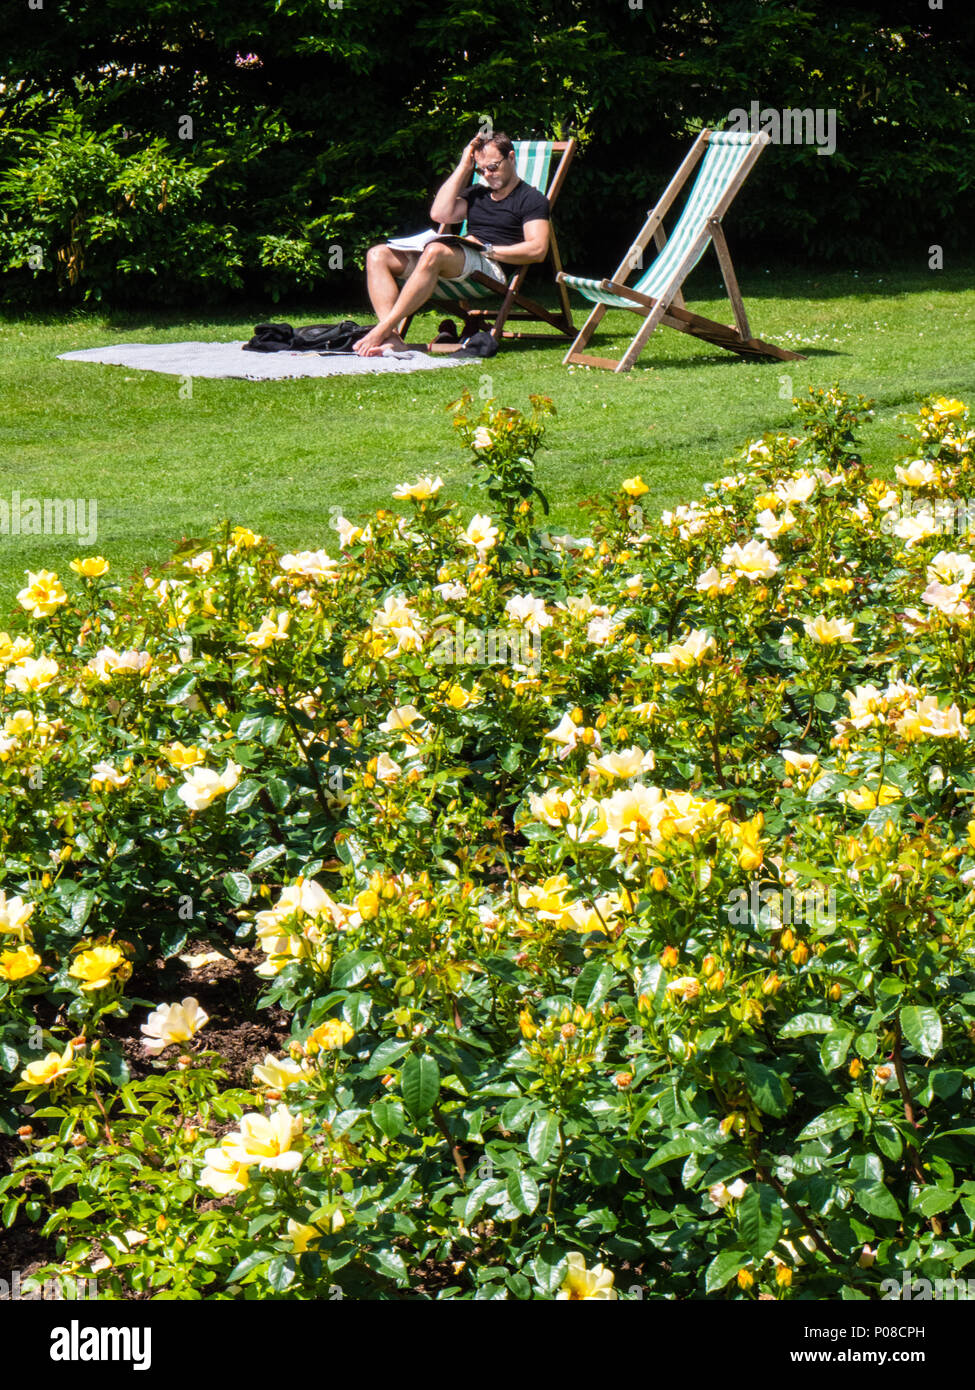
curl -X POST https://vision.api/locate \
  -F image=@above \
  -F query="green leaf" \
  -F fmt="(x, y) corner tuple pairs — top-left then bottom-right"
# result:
(50, 1166), (76, 1193)
(222, 871), (252, 906)
(500, 745), (521, 772)
(645, 1134), (700, 1169)
(247, 844), (286, 873)
(738, 1183), (783, 1260)
(900, 1005), (942, 1059)
(372, 1098), (405, 1140)
(70, 890), (95, 928)
(527, 1111), (559, 1165)
(780, 1012), (836, 1037)
(0, 1044), (19, 1073)
(401, 1053), (439, 1121)
(359, 1038), (411, 1078)
(266, 776), (291, 811)
(530, 1244), (568, 1295)
(742, 1058), (793, 1117)
(261, 716), (286, 747)
(500, 1097), (536, 1130)
(464, 1178), (504, 1224)
(331, 950), (380, 990)
(364, 1247), (408, 1284)
(165, 673), (197, 705)
(505, 1168), (540, 1216)
(572, 959), (616, 1007)
(814, 690), (837, 712)
(854, 1182), (901, 1221)
(797, 1107), (857, 1142)
(874, 1122), (903, 1161)
(705, 1248), (747, 1294)
(267, 1253), (296, 1292)
(227, 1249), (272, 1283)
(913, 1187), (957, 1217)
(225, 778), (261, 814)
(819, 1029), (854, 1072)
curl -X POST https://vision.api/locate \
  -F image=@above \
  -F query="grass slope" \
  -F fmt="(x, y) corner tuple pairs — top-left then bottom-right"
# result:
(0, 263), (972, 603)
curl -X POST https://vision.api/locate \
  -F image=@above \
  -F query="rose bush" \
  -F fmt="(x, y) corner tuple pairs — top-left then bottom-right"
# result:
(2, 387), (975, 1299)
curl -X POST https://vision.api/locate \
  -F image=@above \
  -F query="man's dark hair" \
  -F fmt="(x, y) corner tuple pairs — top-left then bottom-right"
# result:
(472, 131), (514, 160)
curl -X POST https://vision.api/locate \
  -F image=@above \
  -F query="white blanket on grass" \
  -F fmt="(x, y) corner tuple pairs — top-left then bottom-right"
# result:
(57, 341), (466, 380)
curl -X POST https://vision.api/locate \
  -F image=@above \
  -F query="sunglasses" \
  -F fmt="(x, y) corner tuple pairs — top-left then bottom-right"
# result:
(475, 159), (506, 174)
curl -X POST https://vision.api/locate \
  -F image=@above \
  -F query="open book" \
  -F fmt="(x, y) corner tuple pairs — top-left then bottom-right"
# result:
(386, 228), (486, 253)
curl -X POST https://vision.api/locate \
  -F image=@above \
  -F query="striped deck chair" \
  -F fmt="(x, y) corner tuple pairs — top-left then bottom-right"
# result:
(398, 138), (577, 347)
(559, 129), (804, 373)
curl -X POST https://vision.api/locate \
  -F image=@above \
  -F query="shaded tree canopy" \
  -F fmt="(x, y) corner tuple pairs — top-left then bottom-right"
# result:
(1, 0), (972, 304)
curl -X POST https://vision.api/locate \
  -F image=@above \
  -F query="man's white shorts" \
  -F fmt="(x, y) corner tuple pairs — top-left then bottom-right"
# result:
(402, 244), (506, 287)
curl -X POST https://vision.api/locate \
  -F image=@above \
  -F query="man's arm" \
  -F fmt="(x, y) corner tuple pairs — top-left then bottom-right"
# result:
(430, 140), (477, 226)
(471, 218), (550, 266)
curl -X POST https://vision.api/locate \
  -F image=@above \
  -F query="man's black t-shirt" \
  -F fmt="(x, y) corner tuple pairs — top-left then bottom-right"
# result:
(460, 180), (550, 246)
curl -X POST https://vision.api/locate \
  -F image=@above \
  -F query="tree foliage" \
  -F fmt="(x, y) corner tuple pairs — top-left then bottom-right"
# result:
(1, 0), (972, 304)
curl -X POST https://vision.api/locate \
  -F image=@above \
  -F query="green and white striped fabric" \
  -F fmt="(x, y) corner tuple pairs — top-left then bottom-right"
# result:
(428, 140), (556, 302)
(562, 131), (755, 309)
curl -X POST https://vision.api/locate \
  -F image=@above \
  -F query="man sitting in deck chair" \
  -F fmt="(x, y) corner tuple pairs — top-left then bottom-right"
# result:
(354, 132), (550, 356)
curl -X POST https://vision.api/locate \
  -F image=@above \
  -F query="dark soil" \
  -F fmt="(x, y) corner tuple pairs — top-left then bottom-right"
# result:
(105, 942), (291, 1085)
(0, 1130), (61, 1295)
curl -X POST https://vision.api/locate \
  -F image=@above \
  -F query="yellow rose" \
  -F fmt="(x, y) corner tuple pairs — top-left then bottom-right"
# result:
(0, 944), (41, 981)
(556, 1252), (618, 1300)
(355, 889), (380, 920)
(0, 633), (34, 667)
(20, 1041), (80, 1088)
(69, 557), (110, 578)
(445, 684), (472, 710)
(621, 476), (649, 499)
(306, 1019), (355, 1053)
(161, 742), (206, 769)
(69, 944), (125, 991)
(231, 526), (262, 549)
(17, 570), (68, 618)
(5, 656), (59, 693)
(392, 475), (444, 501)
(0, 891), (35, 939)
(220, 1104), (303, 1171)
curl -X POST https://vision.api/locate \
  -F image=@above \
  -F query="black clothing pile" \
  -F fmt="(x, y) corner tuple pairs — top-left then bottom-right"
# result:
(243, 321), (372, 353)
(242, 319), (500, 357)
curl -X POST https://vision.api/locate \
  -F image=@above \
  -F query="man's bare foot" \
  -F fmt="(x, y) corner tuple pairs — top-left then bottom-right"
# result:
(354, 327), (407, 357)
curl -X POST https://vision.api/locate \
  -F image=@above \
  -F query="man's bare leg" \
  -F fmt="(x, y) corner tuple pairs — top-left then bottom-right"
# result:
(364, 244), (412, 319)
(355, 243), (467, 356)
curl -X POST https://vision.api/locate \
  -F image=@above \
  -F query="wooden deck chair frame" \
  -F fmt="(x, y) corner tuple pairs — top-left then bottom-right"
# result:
(398, 138), (577, 348)
(559, 130), (804, 373)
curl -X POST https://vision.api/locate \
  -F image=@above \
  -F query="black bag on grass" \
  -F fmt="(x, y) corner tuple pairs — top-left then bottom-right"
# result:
(243, 322), (294, 352)
(243, 320), (373, 353)
(459, 329), (499, 358)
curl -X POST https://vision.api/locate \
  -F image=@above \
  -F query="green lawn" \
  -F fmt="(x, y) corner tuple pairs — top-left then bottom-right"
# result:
(1, 262), (973, 603)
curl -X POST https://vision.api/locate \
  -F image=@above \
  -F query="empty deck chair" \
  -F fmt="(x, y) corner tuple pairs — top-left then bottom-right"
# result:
(559, 129), (803, 373)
